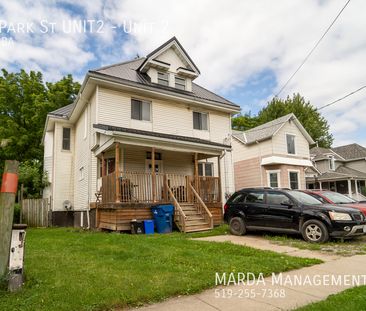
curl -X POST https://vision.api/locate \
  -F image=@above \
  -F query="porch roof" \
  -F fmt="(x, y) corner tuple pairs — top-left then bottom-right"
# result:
(306, 165), (366, 182)
(93, 123), (231, 151)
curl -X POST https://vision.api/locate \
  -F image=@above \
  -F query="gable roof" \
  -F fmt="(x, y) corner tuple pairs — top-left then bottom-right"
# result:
(310, 165), (366, 181)
(310, 146), (344, 161)
(90, 57), (238, 108)
(138, 36), (200, 75)
(332, 143), (366, 160)
(232, 113), (315, 145)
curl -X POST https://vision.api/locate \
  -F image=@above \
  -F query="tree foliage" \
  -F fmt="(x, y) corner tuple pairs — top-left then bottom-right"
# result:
(232, 93), (333, 148)
(0, 69), (80, 197)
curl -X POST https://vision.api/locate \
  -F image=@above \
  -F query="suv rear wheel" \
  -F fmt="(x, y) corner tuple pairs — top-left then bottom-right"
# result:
(229, 217), (246, 236)
(302, 219), (329, 243)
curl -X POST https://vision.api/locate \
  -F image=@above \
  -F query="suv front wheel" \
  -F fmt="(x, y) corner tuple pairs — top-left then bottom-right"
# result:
(302, 219), (329, 243)
(229, 217), (246, 236)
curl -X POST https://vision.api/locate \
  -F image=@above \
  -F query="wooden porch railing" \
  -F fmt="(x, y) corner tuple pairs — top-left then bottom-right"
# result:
(197, 176), (221, 203)
(100, 171), (221, 205)
(189, 183), (214, 229)
(165, 179), (187, 232)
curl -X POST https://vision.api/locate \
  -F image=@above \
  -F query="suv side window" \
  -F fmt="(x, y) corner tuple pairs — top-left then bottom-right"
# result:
(245, 191), (264, 203)
(267, 192), (291, 205)
(231, 193), (246, 203)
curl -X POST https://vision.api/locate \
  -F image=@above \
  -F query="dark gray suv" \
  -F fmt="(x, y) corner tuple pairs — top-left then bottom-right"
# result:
(224, 188), (366, 243)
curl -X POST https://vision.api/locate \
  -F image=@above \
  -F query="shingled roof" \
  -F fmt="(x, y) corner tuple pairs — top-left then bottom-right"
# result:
(310, 146), (344, 161)
(332, 143), (366, 160)
(48, 103), (75, 117)
(308, 165), (366, 181)
(232, 113), (314, 145)
(90, 58), (237, 108)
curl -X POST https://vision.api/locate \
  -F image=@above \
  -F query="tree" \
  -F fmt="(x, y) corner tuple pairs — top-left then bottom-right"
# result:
(232, 112), (260, 131)
(0, 69), (80, 197)
(257, 94), (333, 148)
(231, 93), (333, 148)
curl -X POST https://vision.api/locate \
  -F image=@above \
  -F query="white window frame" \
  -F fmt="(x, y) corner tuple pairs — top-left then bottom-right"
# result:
(267, 170), (281, 188)
(198, 162), (214, 177)
(285, 133), (296, 155)
(131, 98), (152, 122)
(193, 111), (209, 131)
(62, 127), (71, 151)
(288, 170), (300, 190)
(157, 71), (169, 86)
(175, 75), (186, 90)
(329, 155), (335, 171)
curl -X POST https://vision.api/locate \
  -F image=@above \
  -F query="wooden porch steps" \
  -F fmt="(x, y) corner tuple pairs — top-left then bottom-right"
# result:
(178, 203), (212, 233)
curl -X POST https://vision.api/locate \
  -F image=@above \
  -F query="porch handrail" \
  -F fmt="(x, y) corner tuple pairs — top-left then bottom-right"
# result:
(189, 183), (213, 228)
(165, 179), (187, 232)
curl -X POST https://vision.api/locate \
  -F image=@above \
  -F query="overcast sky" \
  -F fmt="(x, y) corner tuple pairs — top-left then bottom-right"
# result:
(0, 0), (365, 147)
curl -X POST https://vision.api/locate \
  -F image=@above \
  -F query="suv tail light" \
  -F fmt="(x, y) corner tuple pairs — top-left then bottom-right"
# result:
(224, 203), (229, 212)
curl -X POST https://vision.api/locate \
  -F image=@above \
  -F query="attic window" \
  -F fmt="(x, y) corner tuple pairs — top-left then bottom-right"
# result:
(157, 72), (169, 86)
(286, 134), (296, 155)
(175, 76), (186, 90)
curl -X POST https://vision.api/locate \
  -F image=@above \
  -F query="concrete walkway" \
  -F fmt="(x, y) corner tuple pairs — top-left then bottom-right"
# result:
(133, 235), (366, 311)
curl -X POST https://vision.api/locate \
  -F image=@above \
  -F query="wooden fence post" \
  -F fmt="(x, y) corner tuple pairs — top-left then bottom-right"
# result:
(0, 160), (19, 279)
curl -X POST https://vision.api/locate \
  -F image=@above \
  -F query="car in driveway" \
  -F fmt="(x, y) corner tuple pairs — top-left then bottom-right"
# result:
(224, 188), (366, 243)
(302, 190), (366, 216)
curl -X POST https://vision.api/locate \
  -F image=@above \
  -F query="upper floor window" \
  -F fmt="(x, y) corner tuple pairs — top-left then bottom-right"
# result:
(329, 155), (335, 171)
(62, 127), (71, 150)
(175, 76), (186, 90)
(198, 162), (213, 177)
(157, 71), (169, 86)
(193, 111), (208, 130)
(286, 134), (296, 154)
(131, 99), (151, 121)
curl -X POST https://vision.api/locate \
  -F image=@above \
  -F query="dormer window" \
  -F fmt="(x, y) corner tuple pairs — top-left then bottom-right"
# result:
(157, 71), (169, 86)
(175, 76), (186, 90)
(329, 155), (335, 171)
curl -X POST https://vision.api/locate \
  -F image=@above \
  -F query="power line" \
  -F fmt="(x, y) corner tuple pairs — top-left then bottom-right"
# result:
(275, 0), (351, 97)
(317, 85), (366, 110)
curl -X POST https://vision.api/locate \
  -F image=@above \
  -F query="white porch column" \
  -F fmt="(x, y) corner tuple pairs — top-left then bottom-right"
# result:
(355, 180), (359, 195)
(319, 182), (322, 190)
(348, 179), (352, 197)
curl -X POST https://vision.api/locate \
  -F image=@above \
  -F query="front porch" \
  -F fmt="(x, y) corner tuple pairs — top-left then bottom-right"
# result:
(95, 142), (224, 233)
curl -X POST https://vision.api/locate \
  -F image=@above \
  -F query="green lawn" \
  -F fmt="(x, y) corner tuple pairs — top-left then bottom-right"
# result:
(296, 286), (366, 311)
(264, 233), (366, 256)
(0, 228), (320, 311)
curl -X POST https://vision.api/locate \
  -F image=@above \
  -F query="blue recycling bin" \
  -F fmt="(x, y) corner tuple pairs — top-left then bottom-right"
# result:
(151, 204), (174, 233)
(144, 220), (154, 234)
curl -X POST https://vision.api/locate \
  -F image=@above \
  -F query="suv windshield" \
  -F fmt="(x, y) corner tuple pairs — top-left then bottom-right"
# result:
(285, 190), (323, 205)
(322, 191), (356, 204)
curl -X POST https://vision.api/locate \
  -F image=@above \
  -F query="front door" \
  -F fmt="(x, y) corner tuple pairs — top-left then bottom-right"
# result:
(145, 160), (163, 173)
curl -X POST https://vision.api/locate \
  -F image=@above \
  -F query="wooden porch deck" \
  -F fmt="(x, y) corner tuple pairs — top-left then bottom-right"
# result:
(96, 171), (222, 232)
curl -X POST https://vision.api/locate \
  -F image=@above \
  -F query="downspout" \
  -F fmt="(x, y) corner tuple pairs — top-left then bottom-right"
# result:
(256, 140), (263, 186)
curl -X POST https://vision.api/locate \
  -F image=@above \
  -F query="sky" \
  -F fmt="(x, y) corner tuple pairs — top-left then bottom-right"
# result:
(0, 0), (365, 147)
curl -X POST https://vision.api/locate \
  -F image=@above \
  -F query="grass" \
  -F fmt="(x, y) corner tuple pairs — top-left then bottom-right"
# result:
(296, 286), (366, 311)
(0, 228), (320, 311)
(186, 224), (230, 238)
(264, 232), (366, 256)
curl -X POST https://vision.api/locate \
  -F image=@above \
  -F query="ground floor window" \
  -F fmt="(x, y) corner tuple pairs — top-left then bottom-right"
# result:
(267, 170), (280, 188)
(289, 171), (299, 189)
(198, 162), (213, 177)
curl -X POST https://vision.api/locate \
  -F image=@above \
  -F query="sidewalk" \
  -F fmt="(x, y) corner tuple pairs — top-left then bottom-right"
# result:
(133, 236), (366, 311)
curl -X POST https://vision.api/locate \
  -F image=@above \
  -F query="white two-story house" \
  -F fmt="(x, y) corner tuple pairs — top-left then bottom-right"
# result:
(232, 113), (315, 190)
(42, 37), (240, 232)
